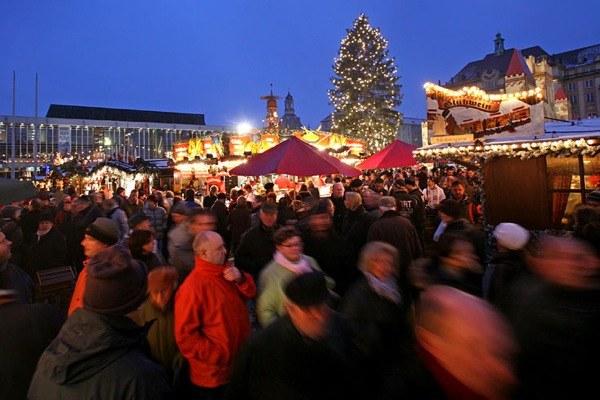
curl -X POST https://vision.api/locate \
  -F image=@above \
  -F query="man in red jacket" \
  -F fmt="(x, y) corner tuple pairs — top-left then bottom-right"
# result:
(175, 231), (255, 399)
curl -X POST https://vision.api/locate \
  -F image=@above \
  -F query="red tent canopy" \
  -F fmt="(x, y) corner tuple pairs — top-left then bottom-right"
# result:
(356, 139), (417, 170)
(229, 136), (361, 177)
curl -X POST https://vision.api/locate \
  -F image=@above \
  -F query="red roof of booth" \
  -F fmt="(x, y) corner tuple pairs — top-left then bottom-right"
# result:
(229, 135), (361, 177)
(357, 140), (418, 170)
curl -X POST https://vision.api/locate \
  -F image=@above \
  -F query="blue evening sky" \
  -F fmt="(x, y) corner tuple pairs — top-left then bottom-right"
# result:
(1, 0), (598, 128)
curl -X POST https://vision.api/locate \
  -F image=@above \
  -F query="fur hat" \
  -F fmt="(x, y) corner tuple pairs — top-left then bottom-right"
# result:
(84, 246), (147, 315)
(493, 223), (530, 251)
(85, 217), (119, 246)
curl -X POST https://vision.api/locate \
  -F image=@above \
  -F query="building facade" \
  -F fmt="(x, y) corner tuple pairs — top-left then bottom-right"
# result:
(0, 104), (228, 178)
(446, 34), (600, 121)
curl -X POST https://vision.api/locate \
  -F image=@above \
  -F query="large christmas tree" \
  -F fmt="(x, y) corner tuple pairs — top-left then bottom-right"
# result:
(329, 14), (402, 154)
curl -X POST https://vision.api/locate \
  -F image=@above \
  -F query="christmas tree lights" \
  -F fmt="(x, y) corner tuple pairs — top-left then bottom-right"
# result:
(329, 14), (402, 154)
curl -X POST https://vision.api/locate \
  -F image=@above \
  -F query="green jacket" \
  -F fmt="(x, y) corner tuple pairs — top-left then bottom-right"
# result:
(139, 299), (183, 378)
(257, 256), (333, 327)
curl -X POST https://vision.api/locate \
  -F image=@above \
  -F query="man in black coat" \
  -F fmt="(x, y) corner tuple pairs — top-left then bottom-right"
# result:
(66, 195), (103, 272)
(227, 272), (362, 400)
(235, 203), (279, 280)
(211, 192), (230, 245)
(0, 231), (32, 304)
(341, 242), (415, 400)
(504, 236), (600, 399)
(0, 290), (64, 400)
(329, 182), (346, 234)
(367, 196), (422, 274)
(302, 200), (353, 295)
(28, 245), (171, 400)
(23, 211), (67, 278)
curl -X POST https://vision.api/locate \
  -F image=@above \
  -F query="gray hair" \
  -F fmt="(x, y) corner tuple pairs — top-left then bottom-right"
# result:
(345, 192), (362, 210)
(358, 241), (398, 273)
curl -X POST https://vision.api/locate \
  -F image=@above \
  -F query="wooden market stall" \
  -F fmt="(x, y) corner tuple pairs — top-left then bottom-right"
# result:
(416, 81), (600, 229)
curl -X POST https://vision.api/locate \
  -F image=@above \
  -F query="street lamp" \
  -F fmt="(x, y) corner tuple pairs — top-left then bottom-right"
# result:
(236, 122), (253, 135)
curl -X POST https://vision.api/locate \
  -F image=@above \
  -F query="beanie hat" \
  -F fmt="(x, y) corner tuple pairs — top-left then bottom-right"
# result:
(86, 217), (119, 246)
(285, 271), (329, 307)
(147, 266), (178, 293)
(493, 223), (530, 251)
(84, 246), (148, 315)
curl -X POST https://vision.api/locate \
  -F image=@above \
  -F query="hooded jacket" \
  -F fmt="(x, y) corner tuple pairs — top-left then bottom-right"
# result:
(28, 308), (171, 400)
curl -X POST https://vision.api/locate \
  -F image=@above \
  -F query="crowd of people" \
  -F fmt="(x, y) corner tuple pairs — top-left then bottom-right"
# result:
(1, 164), (600, 400)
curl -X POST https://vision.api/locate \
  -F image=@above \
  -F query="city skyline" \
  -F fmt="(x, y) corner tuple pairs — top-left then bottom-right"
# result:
(1, 0), (599, 128)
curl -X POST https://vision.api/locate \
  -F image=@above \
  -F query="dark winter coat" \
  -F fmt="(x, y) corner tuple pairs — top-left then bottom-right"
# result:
(302, 229), (354, 295)
(486, 250), (527, 309)
(23, 227), (68, 277)
(0, 261), (33, 304)
(28, 308), (172, 400)
(211, 200), (230, 241)
(68, 205), (103, 271)
(0, 301), (64, 400)
(367, 211), (423, 272)
(330, 196), (346, 234)
(342, 276), (416, 399)
(228, 205), (251, 254)
(226, 314), (361, 400)
(505, 275), (600, 399)
(235, 223), (278, 279)
(341, 205), (377, 268)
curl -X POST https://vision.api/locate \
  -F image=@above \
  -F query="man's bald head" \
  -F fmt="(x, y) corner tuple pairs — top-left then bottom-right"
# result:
(193, 231), (226, 265)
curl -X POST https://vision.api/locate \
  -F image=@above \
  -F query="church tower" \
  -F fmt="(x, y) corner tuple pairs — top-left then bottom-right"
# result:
(281, 91), (303, 132)
(260, 85), (280, 132)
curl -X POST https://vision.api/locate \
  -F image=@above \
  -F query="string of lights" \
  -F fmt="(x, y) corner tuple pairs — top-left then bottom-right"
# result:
(328, 14), (401, 154)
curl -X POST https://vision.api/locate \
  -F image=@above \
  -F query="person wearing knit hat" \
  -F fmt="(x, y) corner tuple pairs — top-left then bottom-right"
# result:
(83, 245), (147, 315)
(67, 218), (120, 316)
(22, 209), (67, 278)
(85, 217), (120, 246)
(484, 222), (530, 306)
(28, 246), (171, 400)
(138, 267), (183, 381)
(493, 223), (530, 251)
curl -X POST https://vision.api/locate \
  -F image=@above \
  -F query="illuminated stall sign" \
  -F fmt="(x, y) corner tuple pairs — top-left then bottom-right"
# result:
(424, 83), (544, 145)
(292, 130), (365, 156)
(173, 136), (225, 162)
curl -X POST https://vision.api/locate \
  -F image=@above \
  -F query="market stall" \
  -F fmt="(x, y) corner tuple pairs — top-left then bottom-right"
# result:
(416, 83), (600, 229)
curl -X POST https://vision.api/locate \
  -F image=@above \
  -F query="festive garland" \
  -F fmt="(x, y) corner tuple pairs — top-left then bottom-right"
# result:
(414, 137), (600, 162)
